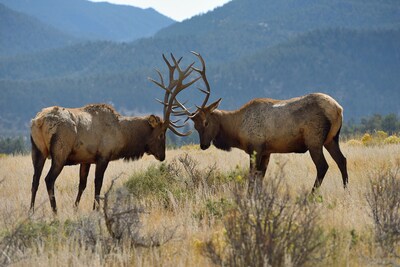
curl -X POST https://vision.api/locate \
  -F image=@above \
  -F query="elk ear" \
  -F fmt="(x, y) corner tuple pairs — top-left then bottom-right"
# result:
(148, 115), (160, 128)
(207, 98), (222, 113)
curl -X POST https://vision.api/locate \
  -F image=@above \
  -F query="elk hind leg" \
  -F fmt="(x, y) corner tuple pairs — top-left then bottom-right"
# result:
(44, 135), (69, 213)
(30, 136), (46, 212)
(44, 161), (64, 213)
(309, 147), (329, 193)
(75, 163), (91, 208)
(324, 140), (348, 188)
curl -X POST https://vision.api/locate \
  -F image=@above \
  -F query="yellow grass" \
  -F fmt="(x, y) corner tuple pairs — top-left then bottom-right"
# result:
(1, 144), (400, 266)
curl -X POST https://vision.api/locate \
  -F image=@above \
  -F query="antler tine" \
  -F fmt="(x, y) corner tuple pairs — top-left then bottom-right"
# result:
(170, 121), (187, 129)
(162, 54), (173, 69)
(173, 99), (192, 116)
(170, 53), (184, 73)
(148, 73), (170, 92)
(170, 53), (183, 65)
(197, 86), (210, 95)
(155, 98), (168, 106)
(155, 69), (165, 88)
(162, 53), (177, 84)
(190, 51), (210, 108)
(168, 126), (192, 137)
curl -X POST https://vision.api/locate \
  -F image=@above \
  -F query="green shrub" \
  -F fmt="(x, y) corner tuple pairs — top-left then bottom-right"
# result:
(124, 163), (180, 204)
(195, 197), (234, 221)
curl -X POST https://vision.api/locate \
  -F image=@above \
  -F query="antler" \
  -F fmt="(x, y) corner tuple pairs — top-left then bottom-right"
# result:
(190, 51), (210, 109)
(149, 53), (200, 136)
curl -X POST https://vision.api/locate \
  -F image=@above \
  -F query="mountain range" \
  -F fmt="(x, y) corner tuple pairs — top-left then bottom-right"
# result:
(0, 3), (78, 56)
(0, 0), (399, 135)
(0, 0), (174, 43)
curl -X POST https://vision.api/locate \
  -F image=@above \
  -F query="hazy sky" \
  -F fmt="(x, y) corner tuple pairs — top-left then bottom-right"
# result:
(89, 0), (232, 22)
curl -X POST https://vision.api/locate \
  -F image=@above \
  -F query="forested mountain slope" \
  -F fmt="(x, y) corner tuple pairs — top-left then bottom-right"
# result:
(2, 0), (399, 80)
(0, 4), (77, 56)
(0, 0), (175, 42)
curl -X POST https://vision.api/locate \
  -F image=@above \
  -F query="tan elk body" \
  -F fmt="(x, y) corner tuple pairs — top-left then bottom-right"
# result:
(31, 104), (165, 164)
(203, 94), (342, 154)
(186, 53), (348, 193)
(30, 53), (196, 213)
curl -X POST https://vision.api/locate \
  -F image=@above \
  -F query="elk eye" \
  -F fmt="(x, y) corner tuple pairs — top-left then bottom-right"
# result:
(204, 121), (209, 128)
(159, 133), (165, 140)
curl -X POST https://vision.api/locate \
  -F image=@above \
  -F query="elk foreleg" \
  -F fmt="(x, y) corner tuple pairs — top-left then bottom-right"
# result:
(248, 152), (270, 195)
(75, 163), (91, 208)
(93, 159), (109, 210)
(309, 147), (328, 193)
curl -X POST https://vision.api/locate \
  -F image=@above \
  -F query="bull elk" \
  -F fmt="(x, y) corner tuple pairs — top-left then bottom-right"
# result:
(30, 53), (198, 213)
(182, 52), (348, 193)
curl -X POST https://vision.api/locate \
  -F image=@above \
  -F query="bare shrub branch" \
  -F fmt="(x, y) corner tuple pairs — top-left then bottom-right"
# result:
(204, 168), (326, 267)
(103, 175), (178, 248)
(0, 202), (46, 266)
(366, 164), (400, 260)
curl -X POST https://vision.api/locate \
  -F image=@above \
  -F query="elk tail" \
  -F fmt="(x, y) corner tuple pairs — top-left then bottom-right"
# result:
(30, 114), (49, 158)
(31, 134), (42, 158)
(325, 107), (343, 145)
(333, 124), (342, 143)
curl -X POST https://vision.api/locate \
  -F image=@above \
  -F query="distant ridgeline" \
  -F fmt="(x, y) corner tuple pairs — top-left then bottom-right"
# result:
(0, 0), (175, 43)
(0, 0), (399, 136)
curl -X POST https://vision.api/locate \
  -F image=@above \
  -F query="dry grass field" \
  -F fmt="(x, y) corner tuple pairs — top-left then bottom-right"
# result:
(0, 143), (399, 266)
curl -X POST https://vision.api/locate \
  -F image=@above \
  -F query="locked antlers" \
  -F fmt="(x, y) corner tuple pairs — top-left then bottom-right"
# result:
(149, 53), (200, 136)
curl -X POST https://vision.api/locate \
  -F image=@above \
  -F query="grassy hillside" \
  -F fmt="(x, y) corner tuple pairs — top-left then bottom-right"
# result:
(1, 144), (399, 265)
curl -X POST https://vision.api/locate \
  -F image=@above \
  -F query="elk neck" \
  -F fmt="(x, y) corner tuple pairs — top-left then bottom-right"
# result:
(118, 116), (152, 161)
(212, 109), (242, 151)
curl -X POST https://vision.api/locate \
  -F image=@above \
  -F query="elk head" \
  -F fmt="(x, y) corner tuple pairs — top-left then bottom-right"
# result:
(149, 53), (200, 158)
(145, 114), (166, 161)
(180, 52), (222, 150)
(191, 98), (222, 150)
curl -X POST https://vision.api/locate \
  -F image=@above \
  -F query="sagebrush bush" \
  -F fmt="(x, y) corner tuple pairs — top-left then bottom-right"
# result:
(346, 139), (363, 146)
(123, 153), (238, 206)
(204, 172), (327, 267)
(384, 135), (400, 144)
(366, 165), (400, 260)
(351, 131), (400, 146)
(124, 163), (175, 200)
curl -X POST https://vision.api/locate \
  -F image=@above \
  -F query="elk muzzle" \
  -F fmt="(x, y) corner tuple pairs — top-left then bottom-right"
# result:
(155, 152), (166, 161)
(200, 143), (210, 150)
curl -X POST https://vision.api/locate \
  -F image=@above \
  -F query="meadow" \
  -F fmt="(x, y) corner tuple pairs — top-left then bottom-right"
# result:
(0, 141), (399, 266)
